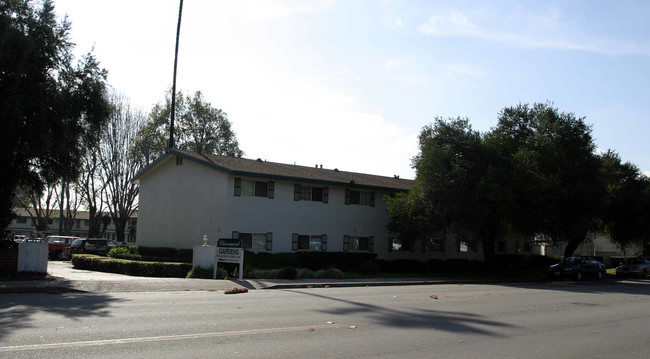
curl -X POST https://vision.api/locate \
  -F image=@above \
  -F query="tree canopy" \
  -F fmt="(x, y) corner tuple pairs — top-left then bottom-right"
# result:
(0, 0), (110, 236)
(136, 90), (244, 164)
(387, 102), (646, 262)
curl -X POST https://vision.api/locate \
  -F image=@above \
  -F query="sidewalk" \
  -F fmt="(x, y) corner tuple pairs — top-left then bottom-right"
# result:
(0, 261), (548, 294)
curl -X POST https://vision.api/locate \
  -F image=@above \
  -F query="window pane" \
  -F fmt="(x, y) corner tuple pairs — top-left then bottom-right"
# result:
(349, 191), (360, 204)
(253, 234), (266, 250)
(241, 180), (254, 196)
(299, 186), (311, 201)
(311, 187), (323, 202)
(298, 235), (309, 250)
(254, 181), (268, 197)
(240, 233), (253, 249)
(309, 235), (322, 251)
(359, 192), (371, 206)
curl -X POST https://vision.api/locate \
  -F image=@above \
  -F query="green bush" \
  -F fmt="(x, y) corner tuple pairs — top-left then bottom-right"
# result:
(71, 254), (192, 278)
(277, 266), (297, 279)
(314, 268), (344, 279)
(247, 269), (280, 279)
(296, 268), (315, 279)
(108, 247), (130, 258)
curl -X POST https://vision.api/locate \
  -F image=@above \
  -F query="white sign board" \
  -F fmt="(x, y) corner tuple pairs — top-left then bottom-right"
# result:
(214, 238), (244, 280)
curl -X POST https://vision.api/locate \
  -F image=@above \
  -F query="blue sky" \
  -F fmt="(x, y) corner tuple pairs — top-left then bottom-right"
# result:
(53, 0), (650, 179)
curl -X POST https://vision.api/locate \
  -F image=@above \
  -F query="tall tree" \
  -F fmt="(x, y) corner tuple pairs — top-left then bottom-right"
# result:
(600, 150), (650, 253)
(491, 103), (604, 257)
(136, 90), (244, 164)
(78, 147), (107, 238)
(0, 0), (110, 235)
(99, 94), (145, 243)
(16, 180), (58, 236)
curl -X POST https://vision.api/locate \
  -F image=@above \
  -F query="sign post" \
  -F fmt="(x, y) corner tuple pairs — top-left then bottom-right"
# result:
(214, 238), (244, 280)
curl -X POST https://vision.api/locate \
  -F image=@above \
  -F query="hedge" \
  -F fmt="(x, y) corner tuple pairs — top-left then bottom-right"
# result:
(71, 254), (192, 278)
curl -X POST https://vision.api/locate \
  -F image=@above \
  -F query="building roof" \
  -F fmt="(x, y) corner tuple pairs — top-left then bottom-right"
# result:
(135, 149), (413, 191)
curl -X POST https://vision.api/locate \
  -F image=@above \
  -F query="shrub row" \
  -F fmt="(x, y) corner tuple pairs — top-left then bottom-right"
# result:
(244, 251), (377, 272)
(246, 267), (344, 279)
(108, 246), (193, 264)
(71, 254), (192, 278)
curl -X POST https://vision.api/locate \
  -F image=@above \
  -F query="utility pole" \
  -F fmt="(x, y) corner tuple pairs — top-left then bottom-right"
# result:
(168, 0), (184, 150)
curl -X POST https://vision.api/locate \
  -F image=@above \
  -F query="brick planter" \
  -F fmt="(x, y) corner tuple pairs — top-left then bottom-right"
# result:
(0, 247), (19, 273)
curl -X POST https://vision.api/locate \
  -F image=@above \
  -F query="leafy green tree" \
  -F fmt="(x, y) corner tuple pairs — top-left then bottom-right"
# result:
(0, 0), (109, 234)
(600, 150), (650, 253)
(136, 90), (243, 164)
(388, 103), (607, 263)
(490, 103), (604, 257)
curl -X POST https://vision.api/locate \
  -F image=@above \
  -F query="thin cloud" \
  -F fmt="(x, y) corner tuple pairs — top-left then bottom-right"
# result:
(418, 9), (607, 54)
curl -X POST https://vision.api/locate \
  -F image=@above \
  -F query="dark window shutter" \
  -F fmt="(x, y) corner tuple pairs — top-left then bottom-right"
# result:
(323, 187), (329, 203)
(268, 181), (275, 199)
(266, 232), (273, 251)
(232, 231), (239, 239)
(345, 189), (350, 205)
(388, 237), (393, 252)
(234, 178), (241, 196)
(370, 191), (376, 207)
(294, 184), (300, 201)
(321, 234), (327, 251)
(292, 233), (298, 251)
(368, 236), (374, 252)
(343, 235), (349, 251)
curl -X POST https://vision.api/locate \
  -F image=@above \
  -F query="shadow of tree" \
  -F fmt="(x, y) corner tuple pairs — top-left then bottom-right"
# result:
(0, 290), (124, 341)
(500, 278), (650, 296)
(285, 289), (516, 336)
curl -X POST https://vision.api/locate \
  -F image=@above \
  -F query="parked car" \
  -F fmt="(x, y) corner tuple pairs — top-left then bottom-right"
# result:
(547, 256), (606, 280)
(68, 238), (118, 256)
(615, 257), (650, 278)
(13, 235), (26, 243)
(46, 235), (79, 260)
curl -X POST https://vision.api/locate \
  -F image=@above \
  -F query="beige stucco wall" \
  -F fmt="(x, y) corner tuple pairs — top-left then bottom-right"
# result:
(136, 155), (398, 258)
(136, 156), (228, 248)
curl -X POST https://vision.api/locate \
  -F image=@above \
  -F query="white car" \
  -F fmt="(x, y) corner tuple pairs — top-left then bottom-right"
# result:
(616, 257), (650, 278)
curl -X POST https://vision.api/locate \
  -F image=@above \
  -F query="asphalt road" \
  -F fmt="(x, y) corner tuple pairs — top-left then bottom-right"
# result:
(1, 280), (649, 358)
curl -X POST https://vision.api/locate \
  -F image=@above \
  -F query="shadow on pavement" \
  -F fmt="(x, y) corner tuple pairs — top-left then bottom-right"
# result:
(285, 289), (517, 336)
(0, 290), (124, 341)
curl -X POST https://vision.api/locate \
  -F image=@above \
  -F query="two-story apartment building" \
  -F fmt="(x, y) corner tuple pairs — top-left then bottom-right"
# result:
(134, 149), (555, 262)
(134, 149), (415, 259)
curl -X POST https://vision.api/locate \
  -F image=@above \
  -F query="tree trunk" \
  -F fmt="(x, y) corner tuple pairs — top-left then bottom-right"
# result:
(563, 231), (588, 257)
(482, 234), (497, 269)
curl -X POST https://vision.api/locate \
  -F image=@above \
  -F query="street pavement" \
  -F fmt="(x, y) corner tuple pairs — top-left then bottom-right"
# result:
(0, 260), (548, 294)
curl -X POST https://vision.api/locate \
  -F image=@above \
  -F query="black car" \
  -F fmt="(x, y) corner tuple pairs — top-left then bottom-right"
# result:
(68, 238), (118, 256)
(547, 256), (606, 280)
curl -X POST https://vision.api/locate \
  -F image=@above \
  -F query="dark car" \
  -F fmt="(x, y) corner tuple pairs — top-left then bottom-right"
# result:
(68, 238), (118, 256)
(547, 256), (606, 280)
(615, 257), (650, 278)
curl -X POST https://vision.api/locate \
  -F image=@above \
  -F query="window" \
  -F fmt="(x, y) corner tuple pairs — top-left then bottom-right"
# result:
(343, 236), (374, 252)
(345, 189), (375, 207)
(423, 235), (445, 252)
(233, 232), (272, 251)
(17, 217), (27, 224)
(523, 241), (532, 253)
(496, 241), (507, 253)
(240, 233), (267, 250)
(175, 156), (183, 165)
(293, 233), (327, 251)
(234, 178), (274, 199)
(294, 184), (328, 202)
